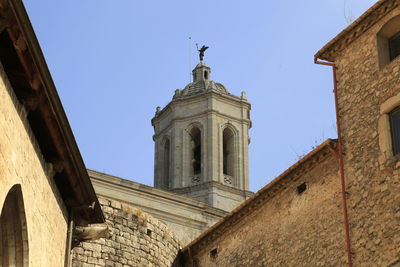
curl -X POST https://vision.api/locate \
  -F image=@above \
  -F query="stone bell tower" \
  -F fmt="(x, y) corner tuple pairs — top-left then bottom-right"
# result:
(151, 60), (253, 211)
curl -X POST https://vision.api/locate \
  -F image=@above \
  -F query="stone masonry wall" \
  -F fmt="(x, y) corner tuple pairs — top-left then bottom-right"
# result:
(72, 196), (181, 267)
(334, 5), (400, 266)
(0, 62), (69, 266)
(89, 170), (228, 247)
(189, 153), (345, 266)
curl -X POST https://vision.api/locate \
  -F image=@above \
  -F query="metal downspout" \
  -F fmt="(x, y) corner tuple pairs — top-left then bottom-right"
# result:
(315, 59), (353, 267)
(65, 209), (74, 267)
(188, 247), (195, 267)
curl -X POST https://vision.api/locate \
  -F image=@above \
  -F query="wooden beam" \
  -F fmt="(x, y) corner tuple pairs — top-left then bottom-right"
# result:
(0, 17), (8, 33)
(14, 34), (27, 51)
(29, 72), (41, 91)
(51, 158), (66, 174)
(21, 88), (44, 111)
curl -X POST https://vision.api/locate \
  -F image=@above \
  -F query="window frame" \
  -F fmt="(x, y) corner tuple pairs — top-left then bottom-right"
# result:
(389, 106), (400, 156)
(378, 92), (400, 165)
(389, 31), (400, 61)
(377, 14), (400, 68)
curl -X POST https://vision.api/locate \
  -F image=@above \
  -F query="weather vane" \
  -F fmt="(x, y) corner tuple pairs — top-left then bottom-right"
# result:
(196, 44), (209, 61)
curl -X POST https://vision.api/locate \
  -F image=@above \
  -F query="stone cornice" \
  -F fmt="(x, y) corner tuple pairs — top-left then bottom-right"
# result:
(181, 139), (338, 255)
(151, 90), (251, 126)
(173, 89), (245, 104)
(152, 109), (251, 140)
(170, 181), (254, 198)
(88, 169), (228, 218)
(315, 0), (398, 62)
(97, 191), (211, 230)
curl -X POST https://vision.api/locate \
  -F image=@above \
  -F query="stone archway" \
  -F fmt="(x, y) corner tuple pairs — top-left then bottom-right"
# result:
(0, 184), (29, 267)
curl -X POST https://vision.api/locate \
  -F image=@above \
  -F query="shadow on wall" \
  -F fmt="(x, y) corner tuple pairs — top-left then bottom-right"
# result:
(0, 184), (29, 266)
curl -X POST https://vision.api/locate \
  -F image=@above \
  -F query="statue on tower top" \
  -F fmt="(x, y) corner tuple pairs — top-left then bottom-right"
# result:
(197, 44), (209, 61)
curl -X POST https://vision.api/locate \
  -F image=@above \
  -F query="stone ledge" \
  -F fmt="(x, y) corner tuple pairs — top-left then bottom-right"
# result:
(88, 169), (227, 218)
(170, 181), (253, 198)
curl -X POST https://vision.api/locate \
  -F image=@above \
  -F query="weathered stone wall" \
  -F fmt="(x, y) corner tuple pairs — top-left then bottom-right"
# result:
(89, 170), (227, 246)
(188, 152), (345, 266)
(334, 5), (400, 266)
(72, 196), (181, 267)
(0, 62), (68, 266)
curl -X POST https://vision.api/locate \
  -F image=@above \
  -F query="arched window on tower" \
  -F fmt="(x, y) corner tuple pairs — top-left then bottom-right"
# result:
(163, 139), (170, 189)
(0, 184), (29, 267)
(204, 70), (209, 80)
(189, 127), (202, 176)
(223, 128), (235, 179)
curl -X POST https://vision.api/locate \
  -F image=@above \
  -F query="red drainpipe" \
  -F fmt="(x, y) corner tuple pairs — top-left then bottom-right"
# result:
(315, 59), (353, 267)
(187, 247), (195, 267)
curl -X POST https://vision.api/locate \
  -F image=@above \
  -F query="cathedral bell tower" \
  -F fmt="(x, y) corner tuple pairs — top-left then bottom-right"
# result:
(151, 59), (253, 211)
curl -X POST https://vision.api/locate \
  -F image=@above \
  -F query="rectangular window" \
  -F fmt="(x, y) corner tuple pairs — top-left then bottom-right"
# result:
(389, 31), (400, 61)
(390, 106), (400, 155)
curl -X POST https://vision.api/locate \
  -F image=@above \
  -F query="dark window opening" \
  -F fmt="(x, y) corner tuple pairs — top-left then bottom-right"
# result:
(146, 229), (152, 237)
(204, 70), (208, 80)
(190, 127), (201, 175)
(210, 248), (218, 259)
(223, 144), (228, 175)
(390, 106), (400, 155)
(389, 31), (400, 61)
(223, 128), (234, 176)
(163, 139), (170, 189)
(297, 182), (307, 195)
(193, 144), (201, 174)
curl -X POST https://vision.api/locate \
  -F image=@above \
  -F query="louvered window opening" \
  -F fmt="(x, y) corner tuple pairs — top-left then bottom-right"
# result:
(389, 31), (400, 61)
(390, 106), (400, 155)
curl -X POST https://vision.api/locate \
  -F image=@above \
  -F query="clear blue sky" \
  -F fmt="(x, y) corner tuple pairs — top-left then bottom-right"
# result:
(24, 0), (376, 192)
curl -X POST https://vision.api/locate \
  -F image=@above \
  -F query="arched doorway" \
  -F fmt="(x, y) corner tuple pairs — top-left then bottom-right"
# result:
(0, 184), (29, 266)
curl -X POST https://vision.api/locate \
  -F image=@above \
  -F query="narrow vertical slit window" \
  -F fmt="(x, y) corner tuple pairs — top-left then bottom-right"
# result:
(390, 106), (400, 155)
(190, 127), (201, 175)
(223, 128), (234, 177)
(163, 139), (170, 189)
(146, 229), (152, 237)
(297, 182), (307, 195)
